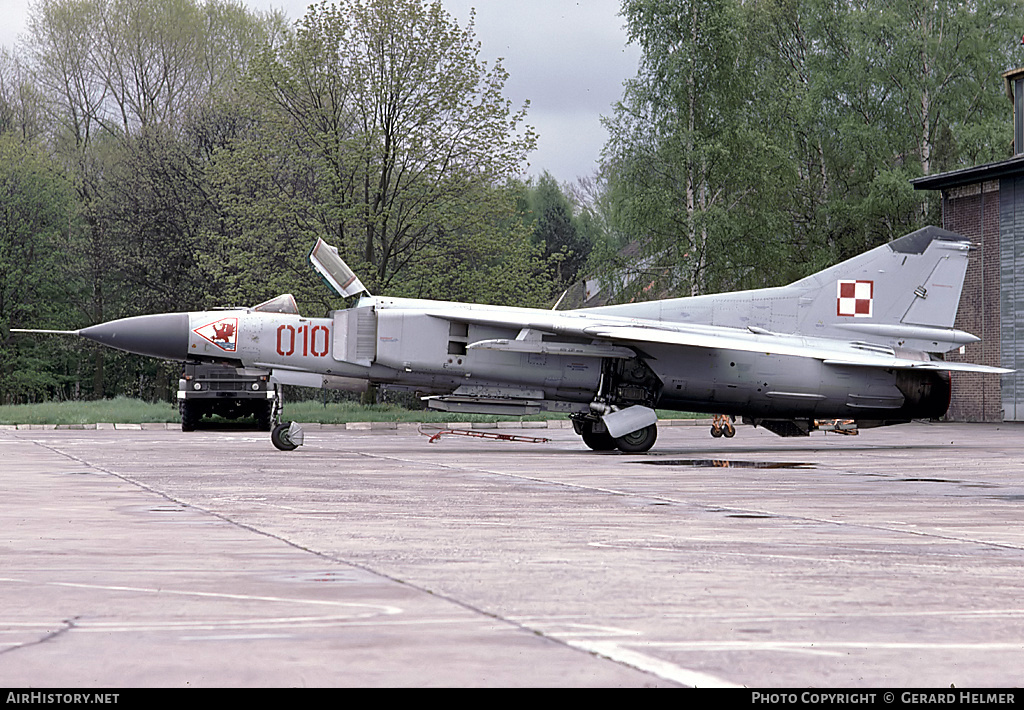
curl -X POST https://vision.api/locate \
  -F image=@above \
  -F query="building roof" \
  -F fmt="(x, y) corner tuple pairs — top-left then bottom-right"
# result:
(911, 154), (1024, 191)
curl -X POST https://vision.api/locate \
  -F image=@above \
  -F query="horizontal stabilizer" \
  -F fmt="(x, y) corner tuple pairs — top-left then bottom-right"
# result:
(833, 322), (980, 348)
(822, 359), (1013, 374)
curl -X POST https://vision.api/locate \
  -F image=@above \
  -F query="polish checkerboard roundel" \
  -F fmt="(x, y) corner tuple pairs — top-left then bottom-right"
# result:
(837, 280), (873, 317)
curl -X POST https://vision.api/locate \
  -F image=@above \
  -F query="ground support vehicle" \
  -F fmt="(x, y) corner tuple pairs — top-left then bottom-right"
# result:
(178, 363), (279, 431)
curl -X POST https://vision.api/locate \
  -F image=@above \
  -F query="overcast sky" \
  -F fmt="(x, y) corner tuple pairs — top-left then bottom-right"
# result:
(0, 0), (641, 182)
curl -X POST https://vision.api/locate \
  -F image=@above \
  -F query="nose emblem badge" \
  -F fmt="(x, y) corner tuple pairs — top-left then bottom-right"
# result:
(193, 317), (238, 352)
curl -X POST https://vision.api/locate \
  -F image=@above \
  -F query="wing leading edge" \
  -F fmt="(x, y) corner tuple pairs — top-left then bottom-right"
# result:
(423, 307), (1011, 375)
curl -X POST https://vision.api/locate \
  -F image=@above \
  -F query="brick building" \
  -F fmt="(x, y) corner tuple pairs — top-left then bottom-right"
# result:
(911, 68), (1024, 421)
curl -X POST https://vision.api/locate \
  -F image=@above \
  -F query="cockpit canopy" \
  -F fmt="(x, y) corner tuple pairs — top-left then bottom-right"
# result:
(252, 293), (300, 315)
(309, 238), (368, 298)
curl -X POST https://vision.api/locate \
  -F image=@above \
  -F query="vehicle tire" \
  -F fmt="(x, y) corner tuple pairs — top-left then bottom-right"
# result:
(271, 422), (299, 451)
(256, 401), (273, 432)
(614, 423), (658, 453)
(710, 425), (723, 438)
(180, 401), (198, 432)
(580, 421), (617, 451)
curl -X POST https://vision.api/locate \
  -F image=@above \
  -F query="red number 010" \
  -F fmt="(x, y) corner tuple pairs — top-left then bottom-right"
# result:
(277, 324), (329, 357)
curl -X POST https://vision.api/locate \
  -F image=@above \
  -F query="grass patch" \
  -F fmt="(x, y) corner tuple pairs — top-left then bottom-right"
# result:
(0, 398), (703, 425)
(0, 396), (179, 425)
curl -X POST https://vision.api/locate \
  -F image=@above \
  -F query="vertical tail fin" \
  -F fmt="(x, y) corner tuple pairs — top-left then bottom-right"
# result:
(789, 226), (978, 350)
(581, 226), (979, 353)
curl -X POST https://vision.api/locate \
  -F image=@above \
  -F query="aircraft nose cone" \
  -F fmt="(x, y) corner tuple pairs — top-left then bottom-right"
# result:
(79, 313), (189, 360)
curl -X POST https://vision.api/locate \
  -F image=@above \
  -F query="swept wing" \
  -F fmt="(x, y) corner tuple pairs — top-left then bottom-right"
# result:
(418, 306), (1011, 375)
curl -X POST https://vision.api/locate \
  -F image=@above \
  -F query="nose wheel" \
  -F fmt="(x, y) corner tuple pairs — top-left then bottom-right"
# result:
(271, 421), (304, 451)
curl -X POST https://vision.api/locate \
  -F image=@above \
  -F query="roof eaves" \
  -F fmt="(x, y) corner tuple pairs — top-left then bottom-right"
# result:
(911, 155), (1024, 191)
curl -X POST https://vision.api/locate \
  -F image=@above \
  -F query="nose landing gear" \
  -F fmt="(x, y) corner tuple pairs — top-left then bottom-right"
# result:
(271, 421), (304, 451)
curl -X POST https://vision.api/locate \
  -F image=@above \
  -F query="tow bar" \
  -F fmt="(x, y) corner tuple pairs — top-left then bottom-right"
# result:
(419, 425), (550, 444)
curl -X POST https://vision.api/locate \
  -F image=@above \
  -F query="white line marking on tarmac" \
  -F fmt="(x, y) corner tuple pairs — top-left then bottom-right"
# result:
(643, 640), (1024, 653)
(566, 639), (742, 688)
(0, 576), (401, 615)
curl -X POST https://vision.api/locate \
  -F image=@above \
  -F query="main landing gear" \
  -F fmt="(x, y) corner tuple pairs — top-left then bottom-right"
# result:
(576, 418), (658, 453)
(710, 414), (736, 438)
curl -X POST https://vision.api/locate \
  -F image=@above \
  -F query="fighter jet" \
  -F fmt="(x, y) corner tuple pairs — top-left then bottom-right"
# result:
(14, 226), (1010, 451)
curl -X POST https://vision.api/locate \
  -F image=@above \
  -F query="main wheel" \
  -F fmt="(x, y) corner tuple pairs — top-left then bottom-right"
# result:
(614, 423), (658, 453)
(580, 421), (617, 451)
(271, 421), (299, 451)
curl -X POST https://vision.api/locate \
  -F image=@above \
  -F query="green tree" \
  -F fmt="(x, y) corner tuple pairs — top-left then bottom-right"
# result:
(602, 0), (792, 299)
(21, 0), (277, 398)
(517, 171), (594, 293)
(27, 0), (276, 139)
(221, 0), (539, 302)
(750, 0), (1015, 262)
(0, 50), (46, 141)
(0, 136), (79, 403)
(597, 0), (1015, 303)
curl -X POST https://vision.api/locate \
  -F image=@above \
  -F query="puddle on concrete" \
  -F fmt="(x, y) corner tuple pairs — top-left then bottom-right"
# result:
(636, 459), (814, 470)
(273, 570), (374, 584)
(898, 477), (962, 484)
